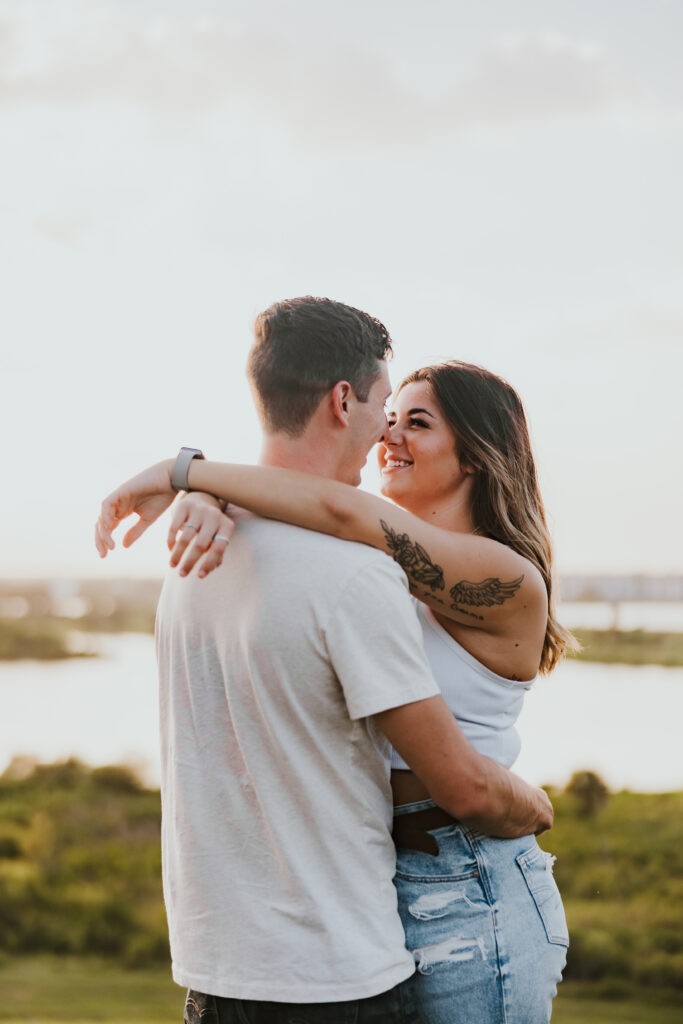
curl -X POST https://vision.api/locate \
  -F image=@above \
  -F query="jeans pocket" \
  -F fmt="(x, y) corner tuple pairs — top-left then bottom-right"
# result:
(516, 846), (569, 947)
(184, 990), (219, 1024)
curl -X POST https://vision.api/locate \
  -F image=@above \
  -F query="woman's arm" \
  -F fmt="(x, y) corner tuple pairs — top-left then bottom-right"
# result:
(95, 457), (546, 632)
(180, 461), (547, 633)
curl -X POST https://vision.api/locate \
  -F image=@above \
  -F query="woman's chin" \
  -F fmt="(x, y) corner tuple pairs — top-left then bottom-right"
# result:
(379, 473), (396, 499)
(380, 473), (411, 506)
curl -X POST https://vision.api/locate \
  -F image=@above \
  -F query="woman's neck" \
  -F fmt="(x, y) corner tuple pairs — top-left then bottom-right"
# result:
(400, 492), (476, 534)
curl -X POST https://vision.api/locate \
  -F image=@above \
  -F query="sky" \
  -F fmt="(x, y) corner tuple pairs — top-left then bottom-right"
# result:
(2, 0), (682, 578)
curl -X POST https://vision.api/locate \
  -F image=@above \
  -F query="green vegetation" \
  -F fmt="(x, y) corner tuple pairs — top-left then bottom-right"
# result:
(538, 781), (683, 996)
(0, 618), (94, 661)
(62, 605), (157, 635)
(0, 606), (156, 660)
(5, 617), (683, 666)
(564, 770), (610, 817)
(0, 759), (167, 964)
(0, 956), (182, 1023)
(0, 579), (159, 660)
(2, 580), (682, 664)
(0, 963), (680, 1024)
(0, 760), (681, 1019)
(572, 628), (683, 667)
(553, 983), (683, 1023)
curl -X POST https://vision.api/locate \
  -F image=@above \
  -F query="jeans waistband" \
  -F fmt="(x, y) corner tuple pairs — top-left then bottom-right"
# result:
(393, 798), (438, 817)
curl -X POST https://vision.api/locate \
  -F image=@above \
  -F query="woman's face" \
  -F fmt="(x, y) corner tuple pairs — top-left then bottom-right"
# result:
(378, 381), (471, 513)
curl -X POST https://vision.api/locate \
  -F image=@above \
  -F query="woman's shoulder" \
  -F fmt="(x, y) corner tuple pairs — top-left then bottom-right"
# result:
(479, 536), (548, 613)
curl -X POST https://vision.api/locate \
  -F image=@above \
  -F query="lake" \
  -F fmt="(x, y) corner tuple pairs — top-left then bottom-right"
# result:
(2, 628), (682, 792)
(559, 600), (682, 632)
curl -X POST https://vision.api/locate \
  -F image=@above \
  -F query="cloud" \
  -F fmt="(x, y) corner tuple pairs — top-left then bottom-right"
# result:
(33, 214), (90, 247)
(0, 9), (653, 146)
(0, 9), (429, 146)
(446, 31), (644, 125)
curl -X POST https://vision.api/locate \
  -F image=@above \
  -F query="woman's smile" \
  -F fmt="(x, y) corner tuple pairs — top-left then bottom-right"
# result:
(381, 457), (413, 473)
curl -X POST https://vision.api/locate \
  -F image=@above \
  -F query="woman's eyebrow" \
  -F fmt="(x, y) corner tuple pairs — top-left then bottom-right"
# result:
(407, 407), (436, 418)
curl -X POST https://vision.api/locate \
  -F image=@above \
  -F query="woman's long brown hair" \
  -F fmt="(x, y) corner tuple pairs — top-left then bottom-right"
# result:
(399, 361), (577, 674)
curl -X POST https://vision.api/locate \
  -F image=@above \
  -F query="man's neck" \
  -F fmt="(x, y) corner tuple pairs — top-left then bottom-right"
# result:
(259, 433), (340, 481)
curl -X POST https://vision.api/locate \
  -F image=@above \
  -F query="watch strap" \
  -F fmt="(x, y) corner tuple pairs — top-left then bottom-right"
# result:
(171, 447), (205, 492)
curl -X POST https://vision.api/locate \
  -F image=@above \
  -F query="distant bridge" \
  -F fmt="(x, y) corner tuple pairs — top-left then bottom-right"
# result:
(560, 575), (683, 602)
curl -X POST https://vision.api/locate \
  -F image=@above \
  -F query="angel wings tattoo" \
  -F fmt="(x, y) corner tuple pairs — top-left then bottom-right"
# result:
(450, 575), (525, 609)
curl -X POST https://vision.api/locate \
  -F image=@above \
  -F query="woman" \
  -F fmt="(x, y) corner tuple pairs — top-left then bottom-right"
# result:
(102, 361), (572, 1022)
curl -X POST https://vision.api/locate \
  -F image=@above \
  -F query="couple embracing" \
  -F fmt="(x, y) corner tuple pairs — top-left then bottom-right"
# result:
(96, 296), (571, 1024)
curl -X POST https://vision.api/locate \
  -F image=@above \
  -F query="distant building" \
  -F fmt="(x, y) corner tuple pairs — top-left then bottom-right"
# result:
(1, 576), (682, 613)
(559, 575), (683, 602)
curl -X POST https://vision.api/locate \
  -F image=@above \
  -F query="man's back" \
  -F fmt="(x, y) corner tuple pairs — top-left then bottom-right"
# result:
(156, 514), (439, 1002)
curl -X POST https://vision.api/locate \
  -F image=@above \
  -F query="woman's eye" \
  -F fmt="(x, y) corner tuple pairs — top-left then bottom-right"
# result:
(409, 418), (428, 428)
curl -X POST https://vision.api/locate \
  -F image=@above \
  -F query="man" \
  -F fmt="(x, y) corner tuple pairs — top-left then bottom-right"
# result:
(96, 296), (551, 1024)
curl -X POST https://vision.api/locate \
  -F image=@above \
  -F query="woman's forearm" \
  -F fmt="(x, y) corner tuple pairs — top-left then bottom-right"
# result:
(188, 461), (383, 543)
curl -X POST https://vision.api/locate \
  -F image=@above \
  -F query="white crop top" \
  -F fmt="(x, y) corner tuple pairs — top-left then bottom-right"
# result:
(391, 599), (537, 770)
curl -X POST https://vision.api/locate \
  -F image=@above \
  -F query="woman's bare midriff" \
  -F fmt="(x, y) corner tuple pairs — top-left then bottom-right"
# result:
(391, 769), (431, 806)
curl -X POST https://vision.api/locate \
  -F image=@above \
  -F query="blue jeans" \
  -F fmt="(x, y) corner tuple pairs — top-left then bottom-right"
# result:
(393, 800), (568, 1024)
(183, 981), (419, 1023)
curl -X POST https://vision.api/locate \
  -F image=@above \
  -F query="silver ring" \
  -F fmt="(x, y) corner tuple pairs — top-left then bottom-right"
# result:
(183, 523), (199, 533)
(212, 533), (231, 543)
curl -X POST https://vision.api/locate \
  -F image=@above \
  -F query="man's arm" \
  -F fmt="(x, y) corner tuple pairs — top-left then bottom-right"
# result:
(375, 696), (552, 838)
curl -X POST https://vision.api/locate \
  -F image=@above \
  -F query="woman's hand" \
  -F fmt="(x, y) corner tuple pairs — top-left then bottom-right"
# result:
(95, 459), (176, 557)
(167, 493), (236, 578)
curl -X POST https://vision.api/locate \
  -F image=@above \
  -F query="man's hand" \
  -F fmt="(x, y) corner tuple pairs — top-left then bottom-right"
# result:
(95, 459), (176, 558)
(531, 786), (554, 835)
(376, 696), (554, 839)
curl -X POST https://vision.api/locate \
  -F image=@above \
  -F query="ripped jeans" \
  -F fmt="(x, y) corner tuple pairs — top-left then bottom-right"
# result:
(393, 801), (568, 1024)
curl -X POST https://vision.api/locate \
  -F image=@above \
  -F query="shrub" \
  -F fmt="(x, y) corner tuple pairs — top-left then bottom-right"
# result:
(0, 835), (22, 859)
(566, 770), (610, 817)
(90, 766), (141, 793)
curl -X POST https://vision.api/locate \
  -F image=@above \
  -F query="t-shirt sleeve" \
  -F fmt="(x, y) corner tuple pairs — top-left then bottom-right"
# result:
(323, 554), (441, 721)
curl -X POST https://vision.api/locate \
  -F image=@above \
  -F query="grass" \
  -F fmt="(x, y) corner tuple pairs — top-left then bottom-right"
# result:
(571, 628), (683, 667)
(0, 955), (183, 1023)
(553, 982), (683, 1022)
(0, 959), (681, 1023)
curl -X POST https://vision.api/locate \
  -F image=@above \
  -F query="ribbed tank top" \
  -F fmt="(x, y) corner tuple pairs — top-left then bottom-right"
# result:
(391, 599), (537, 770)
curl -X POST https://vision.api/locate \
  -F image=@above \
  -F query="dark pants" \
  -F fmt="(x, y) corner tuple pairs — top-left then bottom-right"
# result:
(184, 981), (419, 1024)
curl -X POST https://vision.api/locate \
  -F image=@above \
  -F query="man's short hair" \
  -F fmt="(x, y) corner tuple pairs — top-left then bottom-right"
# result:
(247, 296), (393, 436)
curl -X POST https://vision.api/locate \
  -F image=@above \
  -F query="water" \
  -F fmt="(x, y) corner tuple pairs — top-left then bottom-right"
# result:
(1, 631), (682, 792)
(514, 659), (681, 792)
(558, 601), (683, 632)
(0, 634), (160, 785)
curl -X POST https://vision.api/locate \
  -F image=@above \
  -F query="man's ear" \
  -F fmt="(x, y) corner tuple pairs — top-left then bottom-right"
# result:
(330, 380), (353, 426)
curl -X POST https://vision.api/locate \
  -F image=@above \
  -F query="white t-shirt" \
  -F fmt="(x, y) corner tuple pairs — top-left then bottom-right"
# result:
(155, 514), (440, 1003)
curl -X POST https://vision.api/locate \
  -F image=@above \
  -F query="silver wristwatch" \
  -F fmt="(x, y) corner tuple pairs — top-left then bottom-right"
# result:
(171, 447), (205, 492)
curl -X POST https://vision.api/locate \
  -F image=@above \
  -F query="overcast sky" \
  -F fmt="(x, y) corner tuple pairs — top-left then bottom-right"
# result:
(2, 0), (681, 578)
